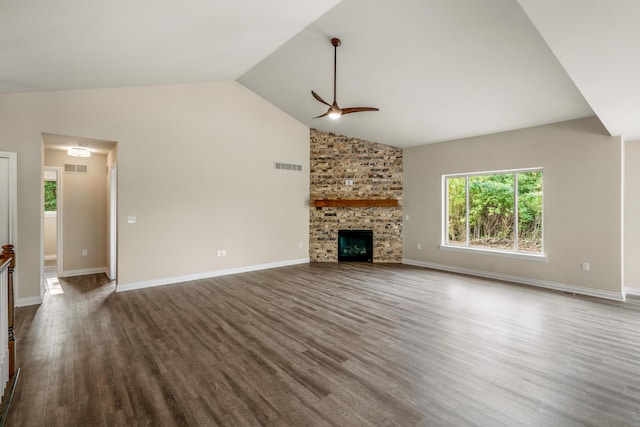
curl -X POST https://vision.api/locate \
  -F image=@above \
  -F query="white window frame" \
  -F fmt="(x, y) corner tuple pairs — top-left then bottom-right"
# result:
(441, 167), (546, 261)
(44, 176), (57, 216)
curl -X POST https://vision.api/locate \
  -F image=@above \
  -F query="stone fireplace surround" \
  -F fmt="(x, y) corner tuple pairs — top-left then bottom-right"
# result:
(309, 129), (403, 263)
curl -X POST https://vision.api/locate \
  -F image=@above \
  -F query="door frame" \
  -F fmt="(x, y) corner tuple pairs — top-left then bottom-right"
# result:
(0, 152), (18, 292)
(43, 166), (63, 277)
(108, 164), (117, 282)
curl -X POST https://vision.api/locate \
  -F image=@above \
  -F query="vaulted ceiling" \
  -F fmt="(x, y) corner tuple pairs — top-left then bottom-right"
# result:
(2, 0), (638, 148)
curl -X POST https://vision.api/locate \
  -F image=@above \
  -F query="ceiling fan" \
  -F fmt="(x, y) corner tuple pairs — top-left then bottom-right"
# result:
(311, 38), (379, 119)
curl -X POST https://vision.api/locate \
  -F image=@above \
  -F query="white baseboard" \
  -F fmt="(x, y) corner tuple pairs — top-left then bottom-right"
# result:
(625, 287), (640, 297)
(116, 258), (310, 293)
(58, 267), (107, 278)
(44, 255), (57, 261)
(403, 258), (625, 302)
(16, 296), (42, 307)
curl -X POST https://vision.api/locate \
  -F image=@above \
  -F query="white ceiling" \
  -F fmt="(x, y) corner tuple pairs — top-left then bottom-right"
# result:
(3, 0), (639, 148)
(0, 0), (341, 92)
(517, 0), (640, 141)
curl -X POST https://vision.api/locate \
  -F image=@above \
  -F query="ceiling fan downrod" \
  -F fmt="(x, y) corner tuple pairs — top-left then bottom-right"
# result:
(310, 37), (379, 119)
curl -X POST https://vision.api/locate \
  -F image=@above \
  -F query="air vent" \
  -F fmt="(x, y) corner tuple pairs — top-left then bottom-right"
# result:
(274, 162), (303, 172)
(63, 163), (89, 174)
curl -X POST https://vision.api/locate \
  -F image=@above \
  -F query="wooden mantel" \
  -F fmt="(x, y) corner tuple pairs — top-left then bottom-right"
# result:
(314, 199), (399, 208)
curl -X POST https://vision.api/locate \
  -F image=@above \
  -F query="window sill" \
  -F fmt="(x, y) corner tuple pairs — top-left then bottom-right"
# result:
(439, 244), (547, 262)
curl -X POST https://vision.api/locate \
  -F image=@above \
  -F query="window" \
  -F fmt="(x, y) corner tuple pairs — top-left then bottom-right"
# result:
(44, 180), (57, 212)
(444, 169), (543, 255)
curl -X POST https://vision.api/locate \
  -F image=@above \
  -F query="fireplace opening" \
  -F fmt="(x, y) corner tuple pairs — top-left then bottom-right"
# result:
(338, 230), (373, 262)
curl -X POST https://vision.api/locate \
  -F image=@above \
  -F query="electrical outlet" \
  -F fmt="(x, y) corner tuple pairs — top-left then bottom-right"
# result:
(217, 250), (222, 257)
(127, 216), (136, 224)
(582, 262), (590, 271)
(417, 243), (422, 250)
(82, 249), (87, 256)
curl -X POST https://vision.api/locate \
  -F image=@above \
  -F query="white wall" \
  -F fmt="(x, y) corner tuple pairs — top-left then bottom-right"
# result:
(0, 81), (310, 302)
(43, 214), (56, 259)
(403, 117), (624, 299)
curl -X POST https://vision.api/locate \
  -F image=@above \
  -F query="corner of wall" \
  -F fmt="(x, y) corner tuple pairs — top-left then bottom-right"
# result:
(309, 130), (403, 263)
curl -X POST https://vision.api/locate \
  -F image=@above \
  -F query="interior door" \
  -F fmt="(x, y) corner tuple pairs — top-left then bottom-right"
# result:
(0, 152), (17, 297)
(0, 157), (8, 245)
(0, 153), (16, 247)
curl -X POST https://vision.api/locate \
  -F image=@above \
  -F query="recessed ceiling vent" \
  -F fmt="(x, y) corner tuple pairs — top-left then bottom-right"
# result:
(274, 162), (303, 172)
(64, 163), (88, 174)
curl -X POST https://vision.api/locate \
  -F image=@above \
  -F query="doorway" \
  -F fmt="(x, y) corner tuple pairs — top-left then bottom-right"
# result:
(43, 167), (62, 293)
(0, 152), (17, 292)
(41, 133), (118, 295)
(0, 153), (17, 245)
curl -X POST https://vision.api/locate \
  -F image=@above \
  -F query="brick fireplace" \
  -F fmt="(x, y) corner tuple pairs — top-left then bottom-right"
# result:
(309, 129), (403, 263)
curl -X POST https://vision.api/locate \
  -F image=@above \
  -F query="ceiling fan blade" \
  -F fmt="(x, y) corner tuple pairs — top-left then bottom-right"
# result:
(311, 91), (331, 107)
(313, 111), (330, 119)
(341, 107), (380, 115)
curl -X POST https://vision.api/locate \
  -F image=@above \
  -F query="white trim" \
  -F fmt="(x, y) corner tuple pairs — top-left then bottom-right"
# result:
(16, 296), (42, 307)
(116, 258), (310, 293)
(54, 167), (64, 279)
(108, 164), (117, 282)
(44, 255), (57, 261)
(0, 152), (18, 297)
(403, 258), (625, 302)
(442, 167), (544, 256)
(58, 267), (107, 278)
(43, 166), (63, 281)
(620, 139), (625, 297)
(625, 287), (640, 297)
(439, 244), (547, 262)
(0, 152), (18, 245)
(444, 166), (544, 178)
(44, 211), (57, 218)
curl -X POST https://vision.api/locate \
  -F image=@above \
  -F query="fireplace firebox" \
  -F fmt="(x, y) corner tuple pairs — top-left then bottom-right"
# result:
(338, 230), (373, 262)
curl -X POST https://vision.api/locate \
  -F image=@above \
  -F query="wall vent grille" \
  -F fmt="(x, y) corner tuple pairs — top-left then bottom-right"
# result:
(64, 164), (88, 174)
(274, 162), (303, 172)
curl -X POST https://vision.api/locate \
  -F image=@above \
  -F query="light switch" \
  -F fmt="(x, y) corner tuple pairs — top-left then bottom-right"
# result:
(128, 216), (136, 224)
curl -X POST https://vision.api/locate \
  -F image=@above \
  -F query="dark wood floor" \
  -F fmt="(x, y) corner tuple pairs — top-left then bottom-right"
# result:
(6, 263), (640, 426)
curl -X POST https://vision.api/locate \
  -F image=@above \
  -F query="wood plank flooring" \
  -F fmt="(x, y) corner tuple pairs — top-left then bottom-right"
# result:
(6, 263), (640, 426)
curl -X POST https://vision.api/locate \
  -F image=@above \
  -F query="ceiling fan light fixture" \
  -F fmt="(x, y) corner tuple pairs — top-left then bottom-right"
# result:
(328, 112), (341, 119)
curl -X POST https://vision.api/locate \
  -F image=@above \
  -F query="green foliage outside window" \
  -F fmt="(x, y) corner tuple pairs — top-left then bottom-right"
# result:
(44, 181), (57, 212)
(517, 172), (543, 252)
(446, 171), (542, 253)
(447, 177), (466, 245)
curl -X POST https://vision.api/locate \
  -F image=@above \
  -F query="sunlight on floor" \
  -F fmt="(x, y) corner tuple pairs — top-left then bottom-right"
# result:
(46, 277), (64, 295)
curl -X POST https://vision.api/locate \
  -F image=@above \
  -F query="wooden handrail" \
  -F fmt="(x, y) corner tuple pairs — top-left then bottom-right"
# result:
(0, 245), (17, 425)
(1, 246), (14, 379)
